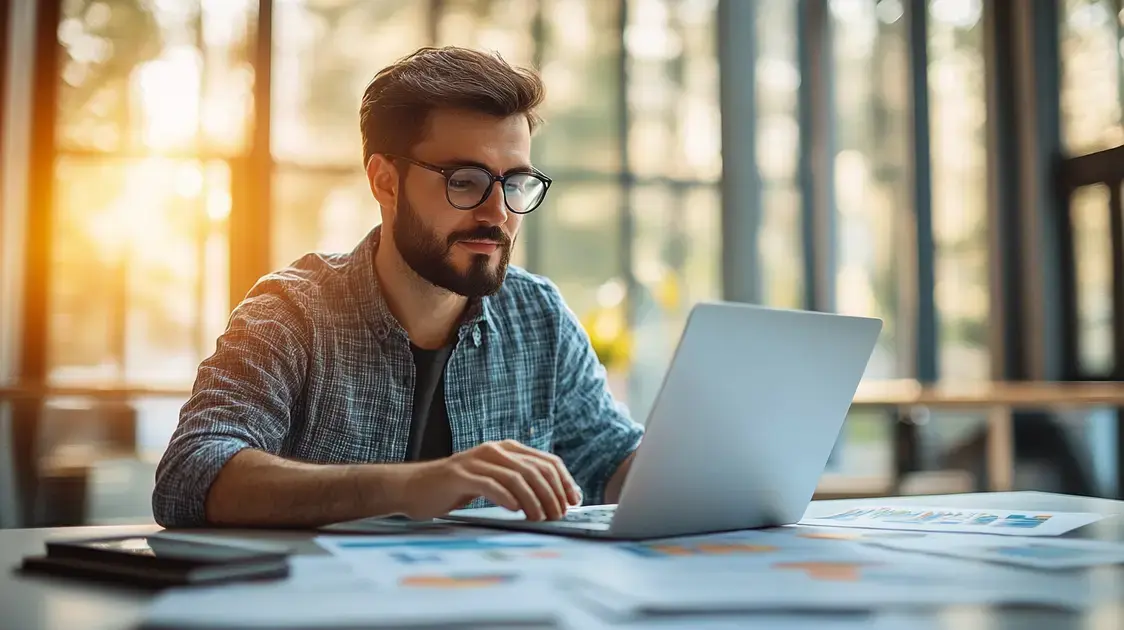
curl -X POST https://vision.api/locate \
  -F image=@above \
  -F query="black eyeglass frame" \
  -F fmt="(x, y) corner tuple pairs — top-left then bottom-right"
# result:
(385, 153), (553, 215)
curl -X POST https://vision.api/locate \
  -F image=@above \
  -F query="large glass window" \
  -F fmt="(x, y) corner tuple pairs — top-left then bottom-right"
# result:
(270, 0), (429, 267)
(1059, 0), (1124, 155)
(271, 0), (427, 168)
(830, 0), (912, 379)
(48, 0), (253, 463)
(1071, 184), (1117, 376)
(537, 0), (623, 171)
(621, 0), (721, 416)
(529, 0), (624, 311)
(266, 0), (723, 421)
(52, 0), (252, 388)
(755, 0), (803, 310)
(928, 0), (990, 382)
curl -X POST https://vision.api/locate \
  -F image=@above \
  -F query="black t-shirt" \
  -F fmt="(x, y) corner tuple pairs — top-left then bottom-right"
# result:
(405, 343), (454, 461)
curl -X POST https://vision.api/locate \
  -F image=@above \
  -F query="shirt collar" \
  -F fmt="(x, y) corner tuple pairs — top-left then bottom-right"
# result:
(347, 225), (493, 342)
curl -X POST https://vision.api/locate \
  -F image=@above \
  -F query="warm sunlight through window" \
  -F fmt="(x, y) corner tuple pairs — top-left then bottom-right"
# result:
(135, 50), (201, 151)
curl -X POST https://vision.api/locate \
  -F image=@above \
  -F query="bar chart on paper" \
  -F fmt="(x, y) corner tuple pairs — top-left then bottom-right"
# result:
(316, 534), (622, 588)
(620, 541), (780, 558)
(799, 506), (1105, 536)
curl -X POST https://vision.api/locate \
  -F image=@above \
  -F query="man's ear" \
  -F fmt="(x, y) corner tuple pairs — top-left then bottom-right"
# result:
(366, 154), (398, 211)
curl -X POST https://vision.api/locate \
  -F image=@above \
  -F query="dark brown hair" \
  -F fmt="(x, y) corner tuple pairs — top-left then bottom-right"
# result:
(359, 46), (545, 167)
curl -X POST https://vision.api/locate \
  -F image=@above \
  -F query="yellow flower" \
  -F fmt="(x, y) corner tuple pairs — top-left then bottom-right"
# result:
(582, 305), (633, 371)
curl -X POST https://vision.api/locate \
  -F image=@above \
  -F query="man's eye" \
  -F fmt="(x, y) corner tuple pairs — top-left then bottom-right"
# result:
(449, 178), (474, 191)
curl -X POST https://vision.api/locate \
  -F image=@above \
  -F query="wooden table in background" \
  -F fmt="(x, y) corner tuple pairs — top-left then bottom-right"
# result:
(849, 380), (1124, 494)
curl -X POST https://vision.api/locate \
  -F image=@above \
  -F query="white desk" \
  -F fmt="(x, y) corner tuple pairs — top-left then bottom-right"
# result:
(3, 491), (1124, 630)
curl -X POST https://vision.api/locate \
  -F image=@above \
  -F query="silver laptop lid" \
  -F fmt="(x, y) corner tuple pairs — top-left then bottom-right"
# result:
(607, 302), (882, 539)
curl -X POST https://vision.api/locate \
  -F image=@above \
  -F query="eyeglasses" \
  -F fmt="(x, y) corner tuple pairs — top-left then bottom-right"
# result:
(386, 154), (552, 214)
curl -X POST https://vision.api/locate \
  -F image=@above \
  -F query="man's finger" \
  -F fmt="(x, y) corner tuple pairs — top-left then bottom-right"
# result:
(467, 460), (546, 521)
(486, 448), (564, 520)
(522, 455), (570, 517)
(460, 473), (519, 512)
(499, 440), (583, 506)
(510, 454), (565, 520)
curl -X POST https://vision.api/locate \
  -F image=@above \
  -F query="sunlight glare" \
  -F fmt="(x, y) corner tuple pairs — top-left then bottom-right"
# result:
(135, 47), (201, 150)
(176, 165), (204, 198)
(207, 189), (232, 222)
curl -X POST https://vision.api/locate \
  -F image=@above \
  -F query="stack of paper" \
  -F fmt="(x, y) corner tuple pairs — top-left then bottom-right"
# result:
(563, 559), (1090, 620)
(142, 503), (1119, 628)
(140, 554), (561, 629)
(143, 585), (561, 629)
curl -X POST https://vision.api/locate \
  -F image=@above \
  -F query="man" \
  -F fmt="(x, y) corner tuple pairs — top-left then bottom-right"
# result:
(152, 46), (644, 528)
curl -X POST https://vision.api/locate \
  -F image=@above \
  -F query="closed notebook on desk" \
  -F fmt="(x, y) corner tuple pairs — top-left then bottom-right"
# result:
(21, 534), (290, 588)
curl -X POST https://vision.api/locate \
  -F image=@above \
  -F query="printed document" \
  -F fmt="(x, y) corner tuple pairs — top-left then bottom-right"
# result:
(799, 505), (1105, 536)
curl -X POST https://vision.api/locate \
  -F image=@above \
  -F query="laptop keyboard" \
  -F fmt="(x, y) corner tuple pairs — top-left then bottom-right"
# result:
(559, 506), (616, 524)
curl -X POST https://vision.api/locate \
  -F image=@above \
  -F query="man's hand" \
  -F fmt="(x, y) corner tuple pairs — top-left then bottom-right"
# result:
(400, 440), (583, 521)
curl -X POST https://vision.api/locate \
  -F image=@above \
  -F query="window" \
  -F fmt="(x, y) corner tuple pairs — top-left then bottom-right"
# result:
(928, 0), (990, 381)
(51, 0), (253, 387)
(537, 0), (623, 171)
(756, 0), (803, 310)
(270, 0), (429, 267)
(830, 0), (912, 379)
(620, 0), (722, 416)
(266, 0), (723, 420)
(1060, 0), (1124, 155)
(1071, 184), (1116, 375)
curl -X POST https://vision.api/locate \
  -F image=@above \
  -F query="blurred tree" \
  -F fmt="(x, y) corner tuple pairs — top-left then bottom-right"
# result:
(58, 0), (164, 150)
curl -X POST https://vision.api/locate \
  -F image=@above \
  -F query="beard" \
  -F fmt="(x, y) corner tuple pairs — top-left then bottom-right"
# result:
(392, 187), (513, 298)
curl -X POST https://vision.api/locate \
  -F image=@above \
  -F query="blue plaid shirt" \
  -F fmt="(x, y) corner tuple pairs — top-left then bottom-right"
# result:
(152, 227), (644, 527)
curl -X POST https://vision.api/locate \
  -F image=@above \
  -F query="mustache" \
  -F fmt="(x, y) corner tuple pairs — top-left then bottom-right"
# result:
(447, 226), (511, 249)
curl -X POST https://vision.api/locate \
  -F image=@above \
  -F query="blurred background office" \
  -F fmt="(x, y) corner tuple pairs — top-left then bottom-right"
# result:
(0, 0), (1122, 528)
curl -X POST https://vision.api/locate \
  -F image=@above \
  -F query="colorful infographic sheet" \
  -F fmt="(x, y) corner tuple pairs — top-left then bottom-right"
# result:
(799, 505), (1105, 536)
(315, 533), (614, 589)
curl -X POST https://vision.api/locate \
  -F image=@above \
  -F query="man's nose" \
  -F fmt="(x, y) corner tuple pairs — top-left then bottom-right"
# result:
(473, 181), (509, 225)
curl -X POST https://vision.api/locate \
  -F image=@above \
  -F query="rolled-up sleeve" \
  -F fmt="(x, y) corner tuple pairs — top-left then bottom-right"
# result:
(546, 284), (644, 506)
(152, 289), (310, 527)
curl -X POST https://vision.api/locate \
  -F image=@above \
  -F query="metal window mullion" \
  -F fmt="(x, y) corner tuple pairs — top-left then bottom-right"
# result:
(1112, 175), (1124, 499)
(983, 0), (1023, 380)
(717, 0), (761, 304)
(1016, 0), (1065, 381)
(907, 0), (937, 382)
(1110, 180), (1124, 380)
(797, 0), (835, 313)
(1116, 0), (1123, 125)
(617, 0), (635, 324)
(427, 0), (442, 45)
(524, 0), (545, 274)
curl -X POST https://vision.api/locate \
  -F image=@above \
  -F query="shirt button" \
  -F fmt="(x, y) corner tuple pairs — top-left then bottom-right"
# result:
(528, 427), (536, 437)
(472, 328), (482, 346)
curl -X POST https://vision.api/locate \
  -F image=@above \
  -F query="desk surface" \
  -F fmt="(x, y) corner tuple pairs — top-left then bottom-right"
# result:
(3, 491), (1124, 630)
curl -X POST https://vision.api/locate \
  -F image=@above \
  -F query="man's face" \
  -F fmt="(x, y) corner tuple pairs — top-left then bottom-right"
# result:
(389, 109), (531, 298)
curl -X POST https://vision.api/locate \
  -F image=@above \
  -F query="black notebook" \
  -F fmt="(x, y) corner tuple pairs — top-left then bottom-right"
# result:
(20, 534), (290, 588)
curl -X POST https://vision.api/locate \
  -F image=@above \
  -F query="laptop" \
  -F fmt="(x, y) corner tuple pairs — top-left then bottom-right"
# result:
(444, 301), (882, 540)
